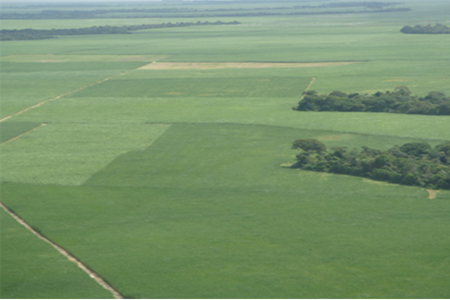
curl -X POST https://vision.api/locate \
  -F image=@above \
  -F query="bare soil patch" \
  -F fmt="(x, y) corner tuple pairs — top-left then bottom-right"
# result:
(427, 189), (440, 199)
(384, 79), (410, 82)
(139, 61), (359, 70)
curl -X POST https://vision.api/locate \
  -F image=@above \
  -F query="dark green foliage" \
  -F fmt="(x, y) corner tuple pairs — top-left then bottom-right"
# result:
(294, 87), (450, 115)
(292, 139), (327, 153)
(0, 21), (240, 41)
(399, 142), (432, 157)
(291, 139), (450, 190)
(401, 24), (450, 34)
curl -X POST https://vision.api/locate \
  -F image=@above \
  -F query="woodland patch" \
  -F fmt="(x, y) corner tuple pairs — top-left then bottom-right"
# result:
(294, 87), (450, 115)
(291, 139), (450, 190)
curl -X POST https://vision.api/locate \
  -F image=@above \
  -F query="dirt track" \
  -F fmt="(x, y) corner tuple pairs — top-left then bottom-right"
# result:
(139, 61), (358, 70)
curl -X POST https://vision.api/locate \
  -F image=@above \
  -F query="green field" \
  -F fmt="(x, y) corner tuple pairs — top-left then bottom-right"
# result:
(1, 0), (450, 298)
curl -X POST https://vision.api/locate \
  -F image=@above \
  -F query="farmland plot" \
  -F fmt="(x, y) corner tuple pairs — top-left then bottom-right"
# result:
(1, 0), (450, 298)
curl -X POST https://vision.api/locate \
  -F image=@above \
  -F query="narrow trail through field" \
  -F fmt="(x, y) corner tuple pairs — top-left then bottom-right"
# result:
(0, 71), (128, 123)
(0, 123), (47, 146)
(0, 201), (124, 299)
(304, 77), (316, 94)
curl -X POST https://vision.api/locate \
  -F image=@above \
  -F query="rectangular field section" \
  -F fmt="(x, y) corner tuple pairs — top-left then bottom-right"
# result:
(69, 77), (309, 98)
(0, 123), (170, 185)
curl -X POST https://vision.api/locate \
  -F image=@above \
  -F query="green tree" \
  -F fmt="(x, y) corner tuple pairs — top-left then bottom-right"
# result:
(292, 139), (327, 153)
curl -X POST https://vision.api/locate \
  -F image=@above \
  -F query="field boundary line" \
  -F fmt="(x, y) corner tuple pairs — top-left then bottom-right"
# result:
(0, 123), (47, 146)
(0, 71), (128, 123)
(0, 202), (124, 299)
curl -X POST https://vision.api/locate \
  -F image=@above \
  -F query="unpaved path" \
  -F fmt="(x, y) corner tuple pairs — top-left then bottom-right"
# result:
(139, 61), (358, 70)
(304, 77), (316, 93)
(0, 201), (123, 299)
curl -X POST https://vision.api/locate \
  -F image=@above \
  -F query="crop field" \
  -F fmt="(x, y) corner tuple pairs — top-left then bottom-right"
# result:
(1, 0), (450, 299)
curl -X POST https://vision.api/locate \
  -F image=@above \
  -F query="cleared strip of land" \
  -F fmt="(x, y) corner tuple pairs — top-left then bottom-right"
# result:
(139, 61), (359, 70)
(0, 201), (123, 299)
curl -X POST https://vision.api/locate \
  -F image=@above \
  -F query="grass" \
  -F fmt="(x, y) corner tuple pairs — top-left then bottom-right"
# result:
(1, 0), (450, 298)
(0, 122), (42, 143)
(1, 181), (449, 298)
(69, 77), (311, 98)
(0, 62), (146, 119)
(0, 55), (166, 63)
(0, 210), (113, 299)
(0, 123), (170, 185)
(85, 123), (447, 190)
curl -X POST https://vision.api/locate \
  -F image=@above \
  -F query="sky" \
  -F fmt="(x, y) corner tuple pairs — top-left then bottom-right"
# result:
(4, 0), (164, 2)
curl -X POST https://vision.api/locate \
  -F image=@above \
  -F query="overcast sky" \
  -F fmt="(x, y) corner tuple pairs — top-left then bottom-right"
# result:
(4, 0), (163, 3)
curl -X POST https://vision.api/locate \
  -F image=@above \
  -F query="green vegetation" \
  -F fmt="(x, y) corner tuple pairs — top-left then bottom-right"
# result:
(0, 122), (42, 143)
(401, 23), (450, 34)
(69, 76), (308, 98)
(0, 123), (170, 185)
(1, 0), (450, 298)
(292, 139), (450, 189)
(0, 61), (145, 119)
(294, 87), (450, 115)
(0, 210), (112, 299)
(0, 21), (240, 41)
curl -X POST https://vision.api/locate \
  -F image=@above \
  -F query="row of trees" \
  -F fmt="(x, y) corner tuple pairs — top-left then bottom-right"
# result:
(0, 21), (240, 41)
(291, 139), (450, 190)
(401, 24), (450, 34)
(293, 87), (450, 115)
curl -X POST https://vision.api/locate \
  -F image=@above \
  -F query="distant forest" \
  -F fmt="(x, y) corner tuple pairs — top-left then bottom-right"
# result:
(0, 21), (240, 41)
(0, 2), (409, 19)
(294, 87), (450, 115)
(291, 139), (450, 190)
(401, 24), (450, 34)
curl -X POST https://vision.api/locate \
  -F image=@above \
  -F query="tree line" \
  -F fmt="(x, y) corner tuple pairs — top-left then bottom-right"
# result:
(291, 139), (450, 190)
(0, 21), (240, 41)
(401, 24), (450, 34)
(293, 87), (450, 115)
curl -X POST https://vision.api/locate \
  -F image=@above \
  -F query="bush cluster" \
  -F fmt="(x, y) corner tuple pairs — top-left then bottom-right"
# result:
(401, 24), (450, 34)
(291, 139), (450, 190)
(293, 87), (450, 115)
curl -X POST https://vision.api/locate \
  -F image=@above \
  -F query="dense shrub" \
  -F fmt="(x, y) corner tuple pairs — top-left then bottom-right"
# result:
(291, 139), (450, 190)
(294, 87), (450, 115)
